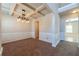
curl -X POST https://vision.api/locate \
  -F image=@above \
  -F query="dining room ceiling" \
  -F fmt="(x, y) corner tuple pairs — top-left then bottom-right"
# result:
(1, 3), (52, 20)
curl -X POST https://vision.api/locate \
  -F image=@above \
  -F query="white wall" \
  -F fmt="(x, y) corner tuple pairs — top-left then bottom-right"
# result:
(1, 13), (32, 43)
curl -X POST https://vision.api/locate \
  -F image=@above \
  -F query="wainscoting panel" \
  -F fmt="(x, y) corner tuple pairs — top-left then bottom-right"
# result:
(0, 47), (3, 56)
(1, 32), (32, 43)
(1, 32), (60, 47)
(32, 32), (60, 47)
(39, 32), (52, 43)
(51, 33), (60, 47)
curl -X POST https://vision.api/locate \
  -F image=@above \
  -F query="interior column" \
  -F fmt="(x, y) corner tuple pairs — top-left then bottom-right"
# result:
(47, 3), (61, 47)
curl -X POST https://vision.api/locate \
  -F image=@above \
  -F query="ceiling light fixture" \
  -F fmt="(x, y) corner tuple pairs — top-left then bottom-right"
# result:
(17, 9), (29, 23)
(17, 18), (21, 22)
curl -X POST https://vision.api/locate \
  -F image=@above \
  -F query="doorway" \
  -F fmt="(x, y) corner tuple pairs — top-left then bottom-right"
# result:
(35, 20), (39, 40)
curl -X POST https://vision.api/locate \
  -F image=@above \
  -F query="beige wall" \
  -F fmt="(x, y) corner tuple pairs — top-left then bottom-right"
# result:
(1, 13), (32, 43)
(2, 14), (32, 33)
(31, 13), (53, 43)
(39, 13), (53, 33)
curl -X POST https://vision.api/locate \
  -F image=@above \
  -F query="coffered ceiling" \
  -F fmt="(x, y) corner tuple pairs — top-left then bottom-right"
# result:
(2, 3), (78, 19)
(1, 3), (52, 20)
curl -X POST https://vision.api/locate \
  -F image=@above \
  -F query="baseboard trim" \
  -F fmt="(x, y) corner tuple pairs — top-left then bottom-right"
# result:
(0, 47), (3, 56)
(39, 38), (52, 43)
(52, 40), (60, 47)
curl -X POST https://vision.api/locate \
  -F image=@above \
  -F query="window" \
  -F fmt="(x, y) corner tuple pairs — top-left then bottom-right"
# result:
(65, 17), (78, 33)
(66, 24), (72, 33)
(66, 37), (73, 42)
(66, 17), (78, 22)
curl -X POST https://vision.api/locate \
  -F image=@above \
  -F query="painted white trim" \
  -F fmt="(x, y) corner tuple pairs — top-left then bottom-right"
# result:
(39, 38), (52, 43)
(2, 32), (32, 34)
(31, 32), (35, 38)
(52, 40), (60, 47)
(1, 32), (53, 44)
(39, 32), (52, 43)
(51, 33), (60, 47)
(58, 3), (79, 13)
(0, 47), (3, 56)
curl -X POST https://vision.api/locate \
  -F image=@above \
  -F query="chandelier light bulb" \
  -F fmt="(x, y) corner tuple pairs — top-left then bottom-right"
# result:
(17, 18), (21, 22)
(26, 21), (29, 23)
(22, 20), (25, 23)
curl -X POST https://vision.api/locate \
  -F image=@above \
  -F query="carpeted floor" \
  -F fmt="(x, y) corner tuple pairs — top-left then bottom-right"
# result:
(2, 38), (79, 56)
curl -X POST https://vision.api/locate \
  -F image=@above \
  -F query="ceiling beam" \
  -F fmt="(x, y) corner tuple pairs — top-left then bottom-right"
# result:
(22, 3), (45, 16)
(9, 4), (17, 15)
(13, 4), (45, 19)
(25, 4), (45, 18)
(58, 3), (79, 13)
(22, 3), (35, 10)
(13, 4), (45, 18)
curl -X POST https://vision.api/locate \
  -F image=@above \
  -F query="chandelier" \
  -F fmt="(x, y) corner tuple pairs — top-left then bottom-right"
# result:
(17, 9), (29, 23)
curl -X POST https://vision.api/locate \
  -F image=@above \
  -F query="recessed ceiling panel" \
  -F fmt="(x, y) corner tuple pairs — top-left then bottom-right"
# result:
(27, 3), (43, 9)
(39, 5), (52, 15)
(1, 3), (52, 20)
(13, 3), (52, 19)
(15, 4), (33, 15)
